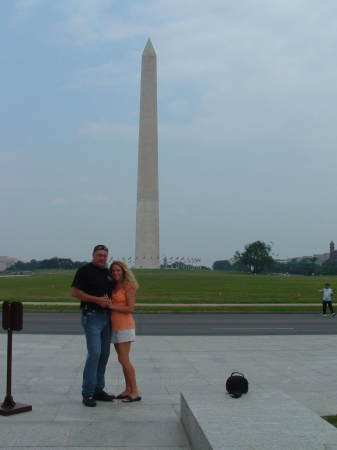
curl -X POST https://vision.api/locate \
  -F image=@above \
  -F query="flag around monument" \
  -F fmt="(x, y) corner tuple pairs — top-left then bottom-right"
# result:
(135, 40), (160, 269)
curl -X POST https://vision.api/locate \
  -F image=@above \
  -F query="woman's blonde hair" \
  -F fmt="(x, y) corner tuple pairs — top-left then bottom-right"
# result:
(109, 260), (139, 289)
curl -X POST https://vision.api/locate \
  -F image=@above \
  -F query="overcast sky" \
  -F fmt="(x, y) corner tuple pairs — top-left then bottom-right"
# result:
(1, 0), (337, 266)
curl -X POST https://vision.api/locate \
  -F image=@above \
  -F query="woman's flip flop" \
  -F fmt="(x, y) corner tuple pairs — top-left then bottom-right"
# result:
(122, 395), (142, 403)
(116, 394), (129, 399)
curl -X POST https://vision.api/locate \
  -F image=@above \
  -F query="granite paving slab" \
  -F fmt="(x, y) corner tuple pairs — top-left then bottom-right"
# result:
(1, 334), (337, 449)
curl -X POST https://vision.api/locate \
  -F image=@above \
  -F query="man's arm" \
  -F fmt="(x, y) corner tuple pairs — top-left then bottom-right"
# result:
(71, 287), (110, 308)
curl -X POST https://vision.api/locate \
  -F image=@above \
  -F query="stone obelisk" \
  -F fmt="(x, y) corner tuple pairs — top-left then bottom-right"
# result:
(135, 39), (160, 269)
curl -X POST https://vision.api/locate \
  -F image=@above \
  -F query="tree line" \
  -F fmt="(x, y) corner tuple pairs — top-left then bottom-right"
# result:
(3, 257), (210, 272)
(4, 257), (88, 272)
(213, 240), (337, 275)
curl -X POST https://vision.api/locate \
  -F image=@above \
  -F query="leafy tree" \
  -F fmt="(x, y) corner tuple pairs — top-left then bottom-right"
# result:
(212, 260), (232, 271)
(320, 259), (337, 275)
(231, 260), (250, 272)
(234, 240), (274, 274)
(273, 257), (321, 275)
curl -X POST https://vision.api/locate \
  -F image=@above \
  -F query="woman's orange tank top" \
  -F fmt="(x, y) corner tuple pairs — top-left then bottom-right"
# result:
(111, 284), (136, 331)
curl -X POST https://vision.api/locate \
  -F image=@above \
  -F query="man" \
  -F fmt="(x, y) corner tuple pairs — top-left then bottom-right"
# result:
(319, 283), (336, 318)
(71, 244), (115, 407)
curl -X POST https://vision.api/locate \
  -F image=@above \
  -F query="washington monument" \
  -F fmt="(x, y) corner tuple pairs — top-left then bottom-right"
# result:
(135, 40), (160, 269)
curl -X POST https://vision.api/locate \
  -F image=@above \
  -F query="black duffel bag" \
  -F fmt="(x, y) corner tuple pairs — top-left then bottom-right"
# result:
(226, 372), (249, 398)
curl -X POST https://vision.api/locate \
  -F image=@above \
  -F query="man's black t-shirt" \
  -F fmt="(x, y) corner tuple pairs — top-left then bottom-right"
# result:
(71, 263), (114, 312)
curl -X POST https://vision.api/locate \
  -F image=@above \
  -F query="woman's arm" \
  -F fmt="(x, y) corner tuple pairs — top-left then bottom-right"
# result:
(109, 287), (136, 313)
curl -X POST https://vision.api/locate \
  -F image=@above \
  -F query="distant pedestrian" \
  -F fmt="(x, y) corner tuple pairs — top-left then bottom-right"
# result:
(71, 244), (115, 407)
(318, 283), (336, 318)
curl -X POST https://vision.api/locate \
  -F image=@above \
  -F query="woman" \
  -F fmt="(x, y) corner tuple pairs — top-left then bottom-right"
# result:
(108, 261), (141, 403)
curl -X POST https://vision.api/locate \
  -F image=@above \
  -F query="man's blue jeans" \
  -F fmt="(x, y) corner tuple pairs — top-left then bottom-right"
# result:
(81, 311), (111, 397)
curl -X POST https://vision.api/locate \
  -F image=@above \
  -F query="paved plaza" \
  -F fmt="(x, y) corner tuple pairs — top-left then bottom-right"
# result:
(1, 333), (337, 449)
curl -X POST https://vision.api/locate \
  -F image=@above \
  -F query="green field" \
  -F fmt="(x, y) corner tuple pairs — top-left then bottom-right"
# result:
(0, 269), (333, 311)
(322, 415), (337, 428)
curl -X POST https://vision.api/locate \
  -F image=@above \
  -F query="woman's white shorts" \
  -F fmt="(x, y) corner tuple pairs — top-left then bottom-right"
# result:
(111, 328), (136, 344)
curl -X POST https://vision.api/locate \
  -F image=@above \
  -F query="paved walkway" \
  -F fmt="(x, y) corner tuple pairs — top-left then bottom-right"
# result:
(0, 301), (321, 306)
(1, 334), (337, 449)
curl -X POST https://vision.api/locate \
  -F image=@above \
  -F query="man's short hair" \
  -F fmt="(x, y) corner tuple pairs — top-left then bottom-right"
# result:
(93, 244), (108, 254)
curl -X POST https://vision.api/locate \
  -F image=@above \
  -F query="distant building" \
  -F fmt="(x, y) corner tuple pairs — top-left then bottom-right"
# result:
(0, 256), (20, 272)
(329, 241), (337, 263)
(276, 241), (337, 265)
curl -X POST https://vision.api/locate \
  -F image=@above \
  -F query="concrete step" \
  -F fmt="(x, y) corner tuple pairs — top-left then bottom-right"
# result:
(181, 388), (337, 450)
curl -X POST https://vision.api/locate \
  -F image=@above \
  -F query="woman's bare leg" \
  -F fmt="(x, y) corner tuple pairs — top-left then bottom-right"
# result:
(114, 343), (131, 396)
(116, 342), (139, 398)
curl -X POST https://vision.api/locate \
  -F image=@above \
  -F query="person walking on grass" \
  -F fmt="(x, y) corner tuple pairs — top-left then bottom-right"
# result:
(71, 244), (115, 407)
(108, 261), (141, 403)
(318, 283), (336, 318)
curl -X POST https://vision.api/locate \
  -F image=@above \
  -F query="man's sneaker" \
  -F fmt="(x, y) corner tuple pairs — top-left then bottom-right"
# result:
(93, 391), (115, 402)
(82, 395), (96, 407)
(330, 313), (336, 318)
(323, 314), (328, 317)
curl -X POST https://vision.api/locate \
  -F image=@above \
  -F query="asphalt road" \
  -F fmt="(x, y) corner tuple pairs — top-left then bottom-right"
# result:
(1, 312), (337, 335)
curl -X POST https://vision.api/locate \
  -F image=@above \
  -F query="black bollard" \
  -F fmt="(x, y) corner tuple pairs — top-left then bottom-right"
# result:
(0, 301), (32, 416)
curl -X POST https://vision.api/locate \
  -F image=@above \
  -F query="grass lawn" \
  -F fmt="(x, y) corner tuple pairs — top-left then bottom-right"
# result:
(0, 269), (333, 311)
(322, 415), (337, 427)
